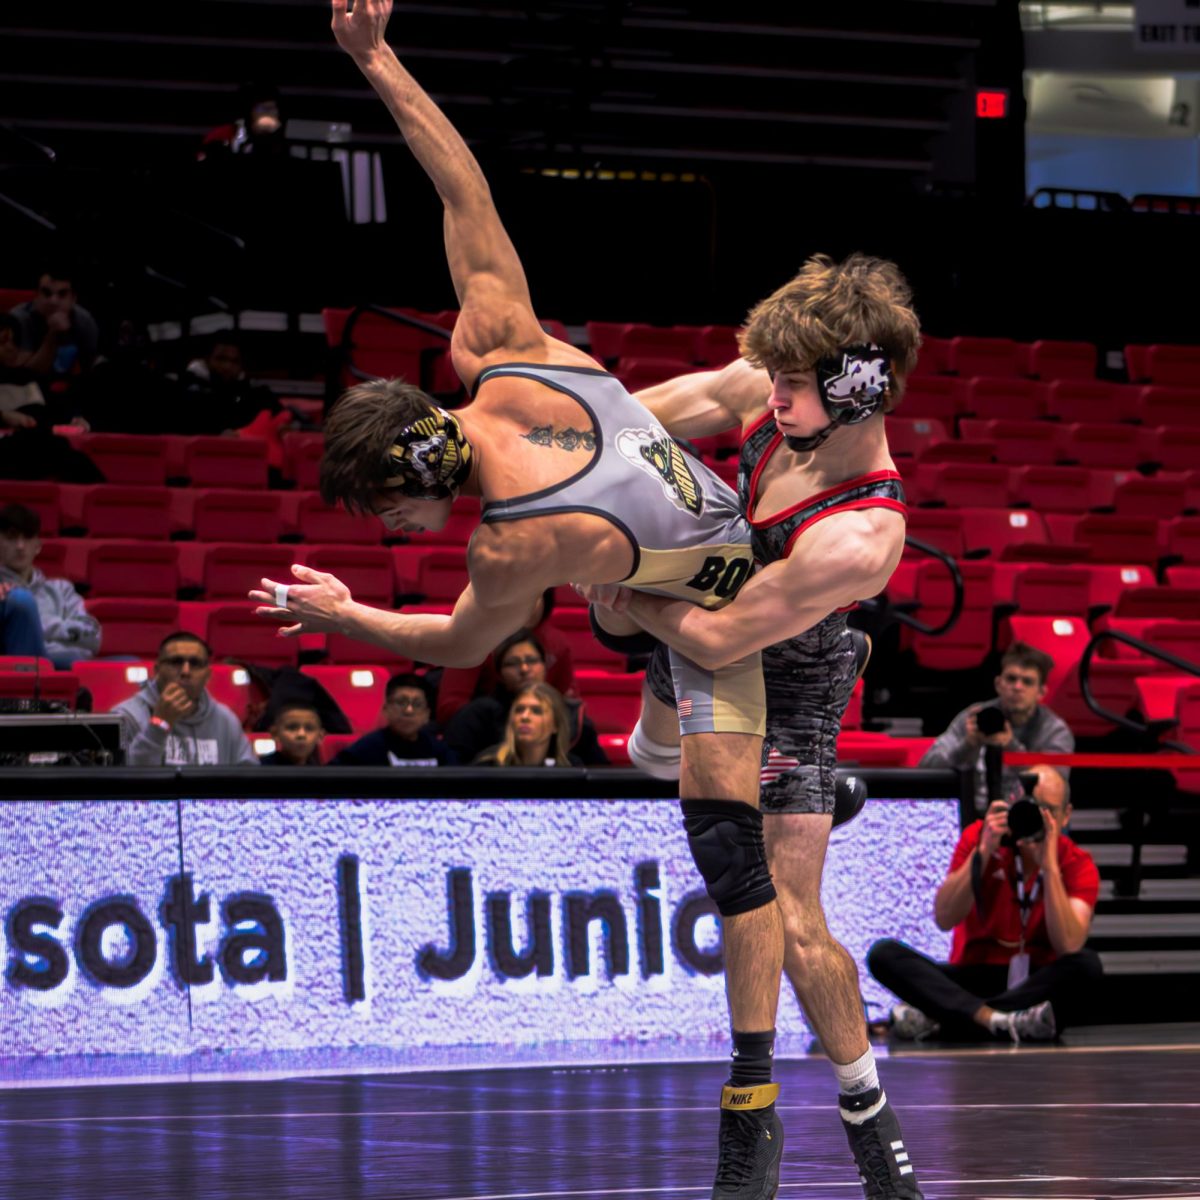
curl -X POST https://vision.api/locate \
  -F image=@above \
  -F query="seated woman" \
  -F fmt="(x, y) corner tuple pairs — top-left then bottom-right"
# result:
(473, 683), (581, 768)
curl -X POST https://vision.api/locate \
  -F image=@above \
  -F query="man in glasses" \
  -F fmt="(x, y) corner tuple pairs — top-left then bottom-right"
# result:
(112, 632), (258, 766)
(330, 672), (455, 766)
(868, 766), (1101, 1043)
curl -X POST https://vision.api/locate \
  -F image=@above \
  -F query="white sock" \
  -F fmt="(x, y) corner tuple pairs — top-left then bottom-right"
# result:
(833, 1047), (879, 1097)
(989, 1011), (1012, 1035)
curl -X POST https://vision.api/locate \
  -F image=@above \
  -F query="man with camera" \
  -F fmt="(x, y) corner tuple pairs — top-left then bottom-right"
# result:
(919, 642), (1075, 814)
(867, 765), (1102, 1042)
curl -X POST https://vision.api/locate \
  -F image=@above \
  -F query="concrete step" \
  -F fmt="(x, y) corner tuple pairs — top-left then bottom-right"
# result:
(1071, 809), (1123, 832)
(1099, 877), (1200, 901)
(1098, 948), (1200, 975)
(1088, 843), (1188, 867)
(1091, 912), (1200, 937)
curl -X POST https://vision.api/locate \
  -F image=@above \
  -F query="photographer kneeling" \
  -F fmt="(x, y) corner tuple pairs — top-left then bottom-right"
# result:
(868, 765), (1103, 1043)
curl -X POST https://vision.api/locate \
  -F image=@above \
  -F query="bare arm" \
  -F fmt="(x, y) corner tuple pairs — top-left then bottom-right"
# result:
(1039, 816), (1094, 955)
(611, 512), (903, 670)
(933, 855), (979, 931)
(635, 358), (770, 439)
(332, 0), (543, 372)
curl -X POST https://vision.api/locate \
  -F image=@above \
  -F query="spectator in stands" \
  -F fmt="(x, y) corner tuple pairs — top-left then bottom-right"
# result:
(0, 313), (47, 429)
(919, 641), (1074, 813)
(867, 765), (1102, 1043)
(198, 82), (288, 160)
(113, 631), (258, 766)
(0, 503), (100, 668)
(435, 587), (575, 724)
(330, 672), (456, 766)
(474, 682), (580, 767)
(180, 332), (282, 434)
(260, 702), (325, 765)
(8, 267), (99, 386)
(443, 629), (607, 765)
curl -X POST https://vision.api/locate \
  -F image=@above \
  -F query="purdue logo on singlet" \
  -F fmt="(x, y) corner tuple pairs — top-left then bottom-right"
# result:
(615, 427), (703, 517)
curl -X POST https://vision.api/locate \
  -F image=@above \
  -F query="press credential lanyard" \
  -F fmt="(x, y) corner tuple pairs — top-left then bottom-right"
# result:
(1008, 852), (1041, 989)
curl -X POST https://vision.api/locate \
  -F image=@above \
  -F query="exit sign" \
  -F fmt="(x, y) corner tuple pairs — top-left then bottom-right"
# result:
(976, 89), (1009, 119)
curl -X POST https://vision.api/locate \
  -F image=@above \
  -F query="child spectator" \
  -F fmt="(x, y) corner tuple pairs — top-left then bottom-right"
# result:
(260, 702), (324, 765)
(330, 672), (456, 766)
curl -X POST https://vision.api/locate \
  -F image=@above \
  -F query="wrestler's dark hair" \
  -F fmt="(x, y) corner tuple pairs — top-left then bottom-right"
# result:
(739, 253), (922, 412)
(319, 377), (444, 514)
(157, 631), (213, 661)
(1000, 641), (1055, 687)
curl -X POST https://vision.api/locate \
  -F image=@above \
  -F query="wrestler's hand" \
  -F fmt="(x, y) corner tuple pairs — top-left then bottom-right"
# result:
(331, 0), (392, 60)
(250, 563), (354, 637)
(573, 582), (634, 614)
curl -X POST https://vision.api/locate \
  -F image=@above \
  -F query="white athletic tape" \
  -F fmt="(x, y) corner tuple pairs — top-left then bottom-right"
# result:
(274, 584), (290, 609)
(627, 719), (682, 781)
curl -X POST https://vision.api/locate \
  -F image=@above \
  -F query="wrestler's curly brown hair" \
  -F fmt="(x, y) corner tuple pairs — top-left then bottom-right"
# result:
(738, 253), (922, 412)
(319, 377), (439, 514)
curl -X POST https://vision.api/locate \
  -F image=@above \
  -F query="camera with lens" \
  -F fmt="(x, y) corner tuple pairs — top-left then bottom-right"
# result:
(975, 704), (1008, 737)
(1002, 772), (1045, 845)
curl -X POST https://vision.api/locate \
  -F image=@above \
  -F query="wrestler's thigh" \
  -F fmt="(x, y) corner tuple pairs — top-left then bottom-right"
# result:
(680, 730), (763, 805)
(639, 680), (682, 747)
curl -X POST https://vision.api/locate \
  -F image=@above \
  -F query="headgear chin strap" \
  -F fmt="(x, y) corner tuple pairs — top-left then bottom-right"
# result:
(382, 406), (473, 499)
(783, 343), (894, 453)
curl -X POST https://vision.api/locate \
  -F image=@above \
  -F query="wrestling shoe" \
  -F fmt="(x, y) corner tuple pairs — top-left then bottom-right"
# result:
(841, 1088), (924, 1199)
(711, 1082), (784, 1198)
(888, 1003), (940, 1042)
(1006, 1000), (1058, 1043)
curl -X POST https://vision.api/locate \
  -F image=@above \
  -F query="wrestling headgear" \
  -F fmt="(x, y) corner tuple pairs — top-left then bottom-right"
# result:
(784, 343), (894, 452)
(381, 406), (473, 499)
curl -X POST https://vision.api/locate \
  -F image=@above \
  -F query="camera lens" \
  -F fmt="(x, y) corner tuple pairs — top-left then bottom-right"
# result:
(976, 705), (1007, 736)
(1007, 798), (1045, 842)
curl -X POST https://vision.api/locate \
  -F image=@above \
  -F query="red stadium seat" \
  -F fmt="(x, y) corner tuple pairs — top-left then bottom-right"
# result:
(908, 335), (952, 377)
(963, 378), (1046, 422)
(950, 336), (1024, 378)
(414, 550), (470, 604)
(405, 496), (481, 546)
(1145, 344), (1200, 387)
(913, 462), (1013, 509)
(319, 733), (361, 763)
(73, 660), (153, 711)
(190, 490), (285, 543)
(1166, 517), (1200, 563)
(884, 417), (948, 460)
(1059, 424), (1153, 470)
(1124, 344), (1151, 383)
(322, 306), (450, 390)
(202, 544), (297, 601)
(696, 325), (741, 367)
(1166, 565), (1200, 588)
(1010, 465), (1093, 514)
(1114, 587), (1200, 621)
(960, 508), (1050, 558)
(207, 663), (254, 725)
(1112, 477), (1189, 520)
(299, 664), (387, 733)
(75, 435), (167, 486)
(84, 599), (180, 658)
(281, 432), (325, 490)
(899, 377), (965, 423)
(1043, 380), (1136, 425)
(574, 670), (643, 733)
(1, 482), (60, 535)
(206, 604), (298, 668)
(305, 545), (394, 606)
(1073, 516), (1164, 565)
(1028, 340), (1097, 382)
(615, 357), (697, 392)
(584, 321), (631, 363)
(1008, 564), (1093, 616)
(30, 539), (68, 580)
(618, 325), (696, 362)
(1142, 426), (1200, 472)
(285, 492), (381, 544)
(959, 419), (1059, 466)
(903, 560), (996, 671)
(1137, 386), (1200, 429)
(86, 541), (180, 598)
(548, 608), (627, 672)
(1087, 564), (1156, 610)
(598, 732), (631, 765)
(78, 485), (172, 539)
(181, 436), (269, 488)
(0, 670), (78, 708)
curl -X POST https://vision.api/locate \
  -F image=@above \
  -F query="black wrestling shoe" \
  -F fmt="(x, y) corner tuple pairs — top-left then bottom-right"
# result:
(711, 1083), (784, 1198)
(840, 1088), (923, 1199)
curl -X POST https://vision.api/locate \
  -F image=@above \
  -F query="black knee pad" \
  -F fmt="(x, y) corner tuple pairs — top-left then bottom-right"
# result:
(833, 773), (869, 828)
(588, 606), (660, 656)
(680, 799), (776, 917)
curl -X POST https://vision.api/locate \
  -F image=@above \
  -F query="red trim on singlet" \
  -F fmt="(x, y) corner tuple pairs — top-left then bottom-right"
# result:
(749, 448), (904, 529)
(742, 409), (777, 445)
(780, 496), (910, 560)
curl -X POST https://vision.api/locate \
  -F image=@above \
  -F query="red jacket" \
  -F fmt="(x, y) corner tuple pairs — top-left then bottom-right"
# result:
(948, 820), (1100, 969)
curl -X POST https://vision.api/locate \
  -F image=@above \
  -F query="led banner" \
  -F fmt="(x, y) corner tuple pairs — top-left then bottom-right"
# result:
(2, 797), (956, 1061)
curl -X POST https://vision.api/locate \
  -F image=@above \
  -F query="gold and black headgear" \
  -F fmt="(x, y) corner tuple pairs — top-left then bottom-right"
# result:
(382, 407), (473, 499)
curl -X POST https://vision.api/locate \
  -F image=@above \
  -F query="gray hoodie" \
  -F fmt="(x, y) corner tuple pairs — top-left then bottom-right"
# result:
(113, 679), (259, 767)
(0, 565), (100, 659)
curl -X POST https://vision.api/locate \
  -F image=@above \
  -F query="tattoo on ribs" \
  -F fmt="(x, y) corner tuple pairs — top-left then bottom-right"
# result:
(523, 425), (597, 453)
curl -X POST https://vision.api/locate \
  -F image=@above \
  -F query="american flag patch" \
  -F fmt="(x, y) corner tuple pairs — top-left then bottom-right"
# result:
(760, 747), (800, 785)
(677, 698), (693, 718)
